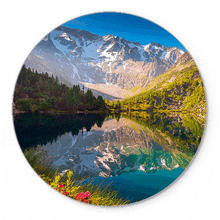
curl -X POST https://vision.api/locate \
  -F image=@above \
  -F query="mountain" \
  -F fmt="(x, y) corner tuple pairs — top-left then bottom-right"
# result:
(120, 52), (206, 116)
(173, 51), (192, 67)
(25, 26), (184, 99)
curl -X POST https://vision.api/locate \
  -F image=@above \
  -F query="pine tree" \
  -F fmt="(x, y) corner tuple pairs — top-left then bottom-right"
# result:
(85, 89), (93, 105)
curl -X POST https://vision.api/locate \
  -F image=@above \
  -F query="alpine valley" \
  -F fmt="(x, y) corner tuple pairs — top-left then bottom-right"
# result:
(25, 25), (184, 99)
(14, 19), (207, 205)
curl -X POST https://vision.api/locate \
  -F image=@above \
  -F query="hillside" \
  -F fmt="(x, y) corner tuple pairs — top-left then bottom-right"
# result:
(120, 52), (206, 115)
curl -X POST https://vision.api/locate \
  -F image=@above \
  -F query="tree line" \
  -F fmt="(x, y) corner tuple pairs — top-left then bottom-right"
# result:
(14, 65), (106, 113)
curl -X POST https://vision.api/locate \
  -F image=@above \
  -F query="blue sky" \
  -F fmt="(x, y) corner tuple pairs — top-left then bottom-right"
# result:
(63, 12), (186, 51)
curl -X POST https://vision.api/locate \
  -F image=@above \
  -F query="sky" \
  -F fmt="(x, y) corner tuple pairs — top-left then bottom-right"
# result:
(63, 12), (186, 51)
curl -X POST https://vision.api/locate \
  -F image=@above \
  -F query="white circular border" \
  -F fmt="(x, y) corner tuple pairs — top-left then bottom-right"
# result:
(1, 1), (220, 220)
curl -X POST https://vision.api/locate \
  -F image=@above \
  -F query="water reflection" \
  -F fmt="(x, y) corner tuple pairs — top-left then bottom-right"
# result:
(14, 112), (203, 172)
(14, 112), (204, 201)
(14, 113), (107, 150)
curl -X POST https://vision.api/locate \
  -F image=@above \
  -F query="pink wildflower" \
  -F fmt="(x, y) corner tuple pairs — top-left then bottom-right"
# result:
(58, 184), (64, 188)
(85, 191), (90, 198)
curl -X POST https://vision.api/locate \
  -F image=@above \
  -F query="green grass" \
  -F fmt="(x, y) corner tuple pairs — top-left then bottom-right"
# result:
(24, 148), (130, 206)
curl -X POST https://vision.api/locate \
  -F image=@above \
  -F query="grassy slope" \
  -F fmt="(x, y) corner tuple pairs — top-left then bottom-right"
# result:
(121, 58), (206, 115)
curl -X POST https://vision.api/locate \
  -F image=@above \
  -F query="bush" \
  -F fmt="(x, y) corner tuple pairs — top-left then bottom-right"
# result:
(16, 98), (36, 112)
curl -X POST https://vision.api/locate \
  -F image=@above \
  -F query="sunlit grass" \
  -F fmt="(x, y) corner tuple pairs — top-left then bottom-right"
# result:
(24, 148), (130, 206)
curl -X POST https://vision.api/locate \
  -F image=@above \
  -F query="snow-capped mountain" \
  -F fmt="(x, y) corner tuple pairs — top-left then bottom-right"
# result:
(25, 25), (184, 98)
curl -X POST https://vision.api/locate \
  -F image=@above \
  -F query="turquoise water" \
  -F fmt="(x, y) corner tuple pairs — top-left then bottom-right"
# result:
(83, 168), (184, 202)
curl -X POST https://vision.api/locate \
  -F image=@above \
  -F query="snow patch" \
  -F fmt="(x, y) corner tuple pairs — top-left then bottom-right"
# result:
(103, 78), (114, 86)
(83, 131), (93, 139)
(81, 40), (103, 60)
(138, 165), (145, 172)
(60, 33), (72, 41)
(103, 35), (113, 41)
(160, 51), (167, 59)
(70, 63), (80, 79)
(144, 45), (150, 50)
(165, 51), (171, 59)
(84, 73), (94, 83)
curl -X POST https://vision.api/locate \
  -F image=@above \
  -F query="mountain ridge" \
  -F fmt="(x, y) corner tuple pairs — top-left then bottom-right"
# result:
(25, 26), (184, 98)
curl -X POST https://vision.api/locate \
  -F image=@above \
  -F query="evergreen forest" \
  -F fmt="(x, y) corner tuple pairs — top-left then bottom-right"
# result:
(14, 65), (106, 113)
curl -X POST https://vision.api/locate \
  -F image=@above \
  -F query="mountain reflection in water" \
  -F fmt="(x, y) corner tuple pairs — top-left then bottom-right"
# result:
(14, 112), (204, 202)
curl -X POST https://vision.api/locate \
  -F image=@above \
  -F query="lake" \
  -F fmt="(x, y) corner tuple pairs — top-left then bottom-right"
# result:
(14, 112), (204, 202)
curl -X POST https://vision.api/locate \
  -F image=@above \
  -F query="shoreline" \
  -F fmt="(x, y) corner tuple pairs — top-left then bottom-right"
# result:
(13, 108), (206, 116)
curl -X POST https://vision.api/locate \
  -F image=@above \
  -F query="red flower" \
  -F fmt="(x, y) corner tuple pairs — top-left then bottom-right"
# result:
(58, 184), (64, 188)
(75, 193), (82, 199)
(85, 191), (90, 198)
(65, 192), (69, 195)
(75, 192), (89, 201)
(84, 200), (89, 203)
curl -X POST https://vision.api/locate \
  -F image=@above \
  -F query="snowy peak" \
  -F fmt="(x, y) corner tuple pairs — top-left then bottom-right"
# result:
(55, 26), (102, 42)
(25, 26), (185, 94)
(144, 43), (163, 53)
(103, 34), (114, 41)
(144, 42), (184, 64)
(35, 26), (183, 65)
(59, 32), (73, 41)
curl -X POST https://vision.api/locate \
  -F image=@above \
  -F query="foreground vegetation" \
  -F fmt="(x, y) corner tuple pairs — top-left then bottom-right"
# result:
(14, 65), (106, 113)
(24, 148), (130, 206)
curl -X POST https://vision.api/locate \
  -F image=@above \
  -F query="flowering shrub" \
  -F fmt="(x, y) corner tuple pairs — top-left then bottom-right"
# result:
(75, 191), (91, 203)
(56, 183), (70, 196)
(41, 171), (90, 203)
(40, 170), (129, 205)
(25, 148), (130, 206)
